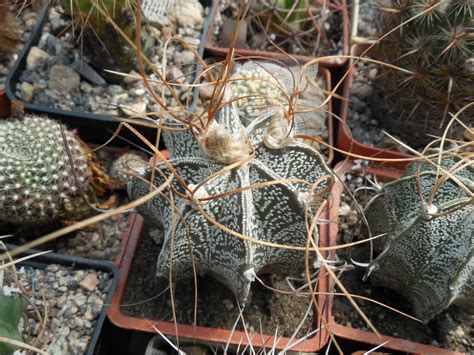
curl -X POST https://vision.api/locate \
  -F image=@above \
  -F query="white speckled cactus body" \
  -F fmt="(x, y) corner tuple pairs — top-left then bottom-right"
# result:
(129, 94), (334, 302)
(0, 115), (91, 224)
(366, 154), (473, 322)
(228, 61), (328, 148)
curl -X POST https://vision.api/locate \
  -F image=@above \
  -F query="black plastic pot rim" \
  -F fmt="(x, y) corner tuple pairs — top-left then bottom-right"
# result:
(2, 243), (119, 355)
(5, 1), (215, 148)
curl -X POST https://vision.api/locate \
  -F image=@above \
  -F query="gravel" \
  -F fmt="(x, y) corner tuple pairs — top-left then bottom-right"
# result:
(348, 1), (401, 150)
(354, 1), (389, 41)
(0, 3), (41, 90)
(53, 213), (130, 261)
(51, 148), (137, 261)
(4, 262), (112, 355)
(347, 59), (413, 153)
(15, 2), (210, 117)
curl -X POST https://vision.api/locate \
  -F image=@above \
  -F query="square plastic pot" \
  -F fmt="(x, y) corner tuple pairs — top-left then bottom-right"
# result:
(204, 0), (350, 69)
(2, 243), (119, 355)
(325, 160), (463, 355)
(109, 213), (333, 352)
(4, 1), (214, 149)
(336, 43), (412, 171)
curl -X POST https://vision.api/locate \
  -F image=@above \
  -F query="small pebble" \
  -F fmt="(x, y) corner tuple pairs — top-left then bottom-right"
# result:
(79, 274), (99, 292)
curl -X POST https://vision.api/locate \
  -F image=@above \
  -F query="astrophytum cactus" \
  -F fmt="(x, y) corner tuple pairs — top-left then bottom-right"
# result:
(365, 153), (473, 322)
(227, 61), (328, 150)
(129, 101), (335, 302)
(0, 115), (91, 224)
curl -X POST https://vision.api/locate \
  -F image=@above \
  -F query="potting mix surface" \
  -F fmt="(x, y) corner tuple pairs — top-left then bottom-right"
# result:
(122, 230), (322, 339)
(4, 263), (112, 354)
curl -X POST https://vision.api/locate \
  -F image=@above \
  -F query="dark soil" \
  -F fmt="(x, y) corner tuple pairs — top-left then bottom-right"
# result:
(122, 230), (322, 339)
(332, 166), (473, 353)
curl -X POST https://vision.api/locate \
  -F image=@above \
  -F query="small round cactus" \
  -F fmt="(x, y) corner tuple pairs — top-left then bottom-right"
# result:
(373, 0), (474, 146)
(0, 115), (91, 224)
(110, 152), (148, 189)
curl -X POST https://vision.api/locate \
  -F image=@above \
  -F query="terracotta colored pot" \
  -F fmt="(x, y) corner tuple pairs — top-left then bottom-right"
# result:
(336, 43), (412, 171)
(108, 150), (334, 352)
(109, 215), (332, 352)
(315, 65), (334, 165)
(204, 0), (350, 68)
(0, 90), (11, 118)
(326, 160), (462, 355)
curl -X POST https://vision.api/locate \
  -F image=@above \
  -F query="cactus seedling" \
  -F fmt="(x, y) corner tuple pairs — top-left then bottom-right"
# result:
(0, 115), (91, 224)
(0, 291), (24, 355)
(129, 102), (335, 302)
(372, 0), (474, 146)
(256, 0), (311, 33)
(365, 153), (473, 322)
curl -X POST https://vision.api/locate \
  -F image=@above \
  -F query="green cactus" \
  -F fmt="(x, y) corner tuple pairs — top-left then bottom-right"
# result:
(109, 152), (147, 189)
(0, 115), (91, 224)
(0, 291), (24, 355)
(0, 0), (20, 64)
(365, 153), (473, 322)
(261, 0), (310, 32)
(59, 0), (142, 76)
(129, 100), (335, 302)
(372, 0), (474, 146)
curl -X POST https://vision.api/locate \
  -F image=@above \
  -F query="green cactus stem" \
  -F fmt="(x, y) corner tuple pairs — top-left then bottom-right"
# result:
(372, 0), (474, 146)
(0, 292), (24, 355)
(59, 0), (142, 76)
(365, 153), (473, 322)
(0, 115), (91, 224)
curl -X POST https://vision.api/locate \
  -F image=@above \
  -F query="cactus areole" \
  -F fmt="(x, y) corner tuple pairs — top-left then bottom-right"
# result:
(0, 115), (91, 224)
(129, 103), (335, 303)
(366, 154), (473, 322)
